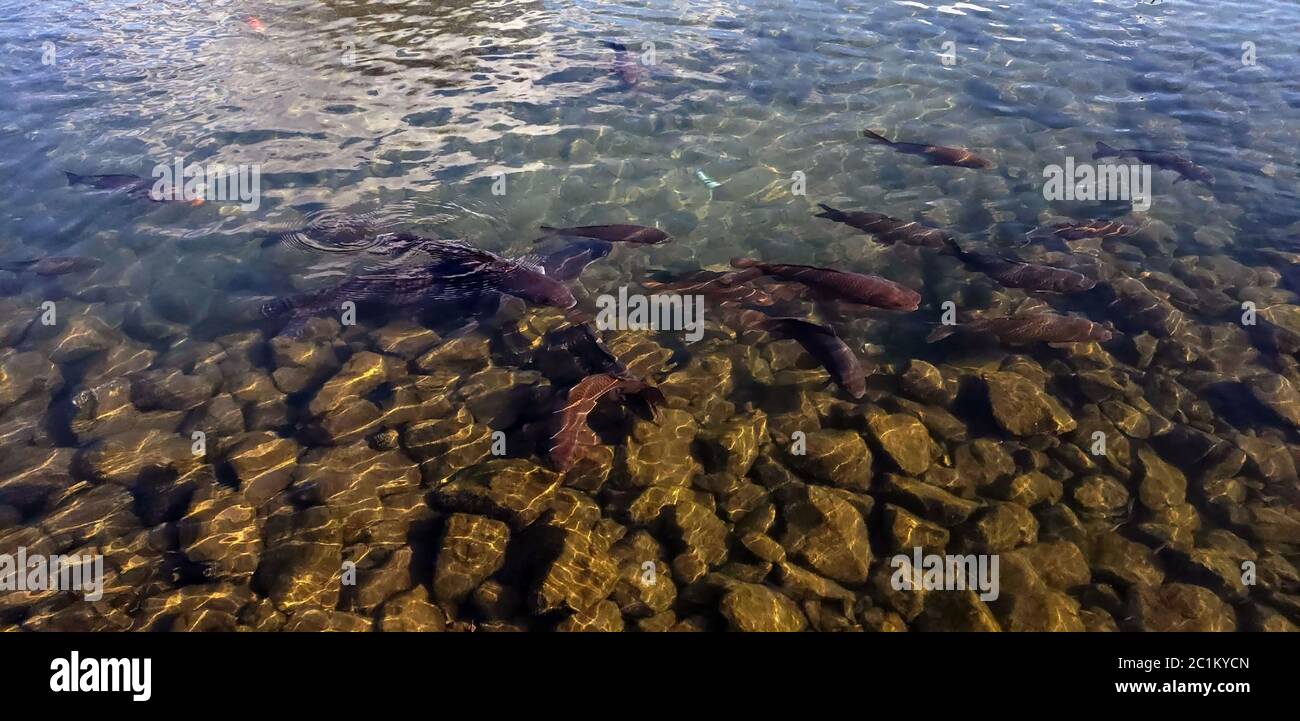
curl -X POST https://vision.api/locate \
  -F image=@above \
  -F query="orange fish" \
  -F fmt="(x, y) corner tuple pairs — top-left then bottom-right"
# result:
(244, 17), (267, 33)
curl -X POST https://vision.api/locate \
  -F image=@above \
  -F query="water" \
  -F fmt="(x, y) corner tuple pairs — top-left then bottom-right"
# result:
(1, 0), (1299, 631)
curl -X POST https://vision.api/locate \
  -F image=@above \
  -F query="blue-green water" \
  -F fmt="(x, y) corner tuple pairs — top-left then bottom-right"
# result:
(1, 0), (1299, 631)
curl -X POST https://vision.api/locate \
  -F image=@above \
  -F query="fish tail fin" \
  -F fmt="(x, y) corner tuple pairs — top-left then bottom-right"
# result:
(63, 171), (87, 186)
(814, 202), (843, 220)
(925, 325), (958, 343)
(729, 257), (761, 269)
(605, 41), (628, 53)
(0, 257), (40, 271)
(1093, 141), (1116, 160)
(861, 129), (892, 144)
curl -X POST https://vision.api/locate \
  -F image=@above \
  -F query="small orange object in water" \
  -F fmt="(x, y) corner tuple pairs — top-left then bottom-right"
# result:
(189, 198), (206, 207)
(244, 17), (266, 33)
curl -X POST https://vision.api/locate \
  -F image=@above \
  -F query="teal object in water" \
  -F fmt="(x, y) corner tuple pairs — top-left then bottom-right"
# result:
(695, 169), (722, 189)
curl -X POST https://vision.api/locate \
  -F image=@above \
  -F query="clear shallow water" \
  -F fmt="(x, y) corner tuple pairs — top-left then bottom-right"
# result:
(1, 0), (1299, 631)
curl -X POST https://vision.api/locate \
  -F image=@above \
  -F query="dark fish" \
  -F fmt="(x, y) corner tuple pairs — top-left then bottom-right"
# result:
(64, 171), (204, 205)
(926, 313), (1113, 344)
(261, 237), (576, 335)
(605, 41), (644, 86)
(814, 203), (953, 248)
(534, 239), (612, 282)
(1093, 141), (1214, 185)
(730, 257), (921, 311)
(549, 373), (665, 471)
(549, 323), (630, 378)
(759, 316), (867, 399)
(642, 268), (775, 306)
(1050, 220), (1136, 241)
(942, 238), (1096, 294)
(861, 129), (992, 169)
(0, 256), (103, 276)
(534, 224), (670, 245)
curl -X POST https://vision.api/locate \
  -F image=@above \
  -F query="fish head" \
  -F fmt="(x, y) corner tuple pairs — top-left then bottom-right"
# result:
(894, 288), (922, 312)
(497, 267), (577, 309)
(1088, 322), (1115, 342)
(632, 227), (670, 244)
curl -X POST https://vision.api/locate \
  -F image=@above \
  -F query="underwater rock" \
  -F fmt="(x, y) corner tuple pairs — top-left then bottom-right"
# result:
(666, 500), (730, 583)
(780, 485), (873, 584)
(781, 429), (872, 491)
(131, 584), (253, 632)
(609, 530), (676, 617)
(434, 459), (562, 530)
(253, 505), (343, 613)
(269, 333), (341, 394)
(1013, 541), (1092, 593)
(73, 428), (197, 486)
(308, 351), (403, 418)
(718, 582), (807, 632)
(177, 484), (261, 581)
(557, 600), (624, 632)
(454, 367), (549, 429)
(343, 546), (414, 613)
(1127, 583), (1236, 632)
(1136, 446), (1187, 511)
(1070, 474), (1129, 518)
(698, 410), (766, 477)
(1169, 548), (1250, 602)
(1108, 278), (1186, 337)
(129, 368), (218, 412)
(899, 360), (957, 406)
(0, 448), (74, 517)
(0, 350), (62, 411)
(1245, 372), (1300, 428)
(433, 513), (510, 608)
(39, 482), (138, 551)
(915, 589), (1001, 632)
(1086, 529), (1164, 587)
(531, 524), (620, 614)
(960, 502), (1038, 552)
(371, 321), (441, 360)
(618, 408), (702, 489)
(995, 587), (1085, 632)
(883, 503), (949, 554)
(981, 371), (1077, 437)
(987, 471), (1063, 507)
(47, 314), (118, 363)
(222, 431), (300, 506)
(404, 408), (493, 485)
(378, 588), (446, 632)
(863, 408), (938, 476)
(879, 474), (980, 527)
(953, 439), (1016, 487)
